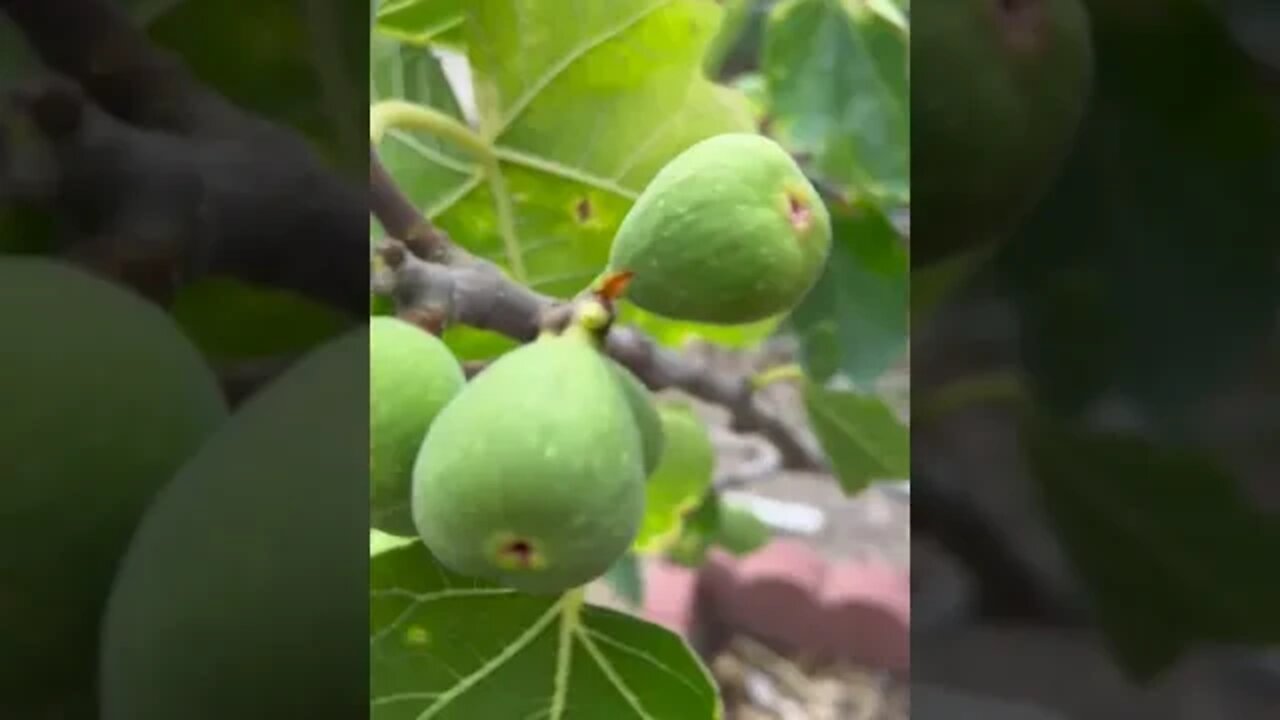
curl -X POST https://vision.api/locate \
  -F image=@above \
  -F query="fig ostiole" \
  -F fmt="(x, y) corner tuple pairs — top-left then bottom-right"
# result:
(411, 325), (648, 594)
(369, 316), (466, 537)
(606, 132), (832, 325)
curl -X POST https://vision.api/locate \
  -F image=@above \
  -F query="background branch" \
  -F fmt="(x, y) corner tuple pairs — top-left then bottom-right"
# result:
(370, 149), (825, 473)
(3, 0), (369, 317)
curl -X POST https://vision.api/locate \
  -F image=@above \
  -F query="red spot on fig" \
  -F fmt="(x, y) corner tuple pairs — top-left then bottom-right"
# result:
(995, 0), (1047, 50)
(574, 197), (593, 223)
(787, 192), (812, 234)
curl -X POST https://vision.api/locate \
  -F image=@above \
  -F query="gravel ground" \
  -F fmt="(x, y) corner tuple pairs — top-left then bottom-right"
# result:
(712, 636), (909, 720)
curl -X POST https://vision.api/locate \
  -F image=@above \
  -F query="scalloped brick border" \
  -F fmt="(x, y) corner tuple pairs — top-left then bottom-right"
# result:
(641, 539), (909, 671)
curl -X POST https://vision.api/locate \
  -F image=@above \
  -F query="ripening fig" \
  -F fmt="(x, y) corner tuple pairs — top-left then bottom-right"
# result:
(412, 326), (647, 594)
(0, 258), (227, 712)
(369, 316), (465, 536)
(606, 133), (832, 324)
(912, 0), (1093, 266)
(100, 329), (367, 720)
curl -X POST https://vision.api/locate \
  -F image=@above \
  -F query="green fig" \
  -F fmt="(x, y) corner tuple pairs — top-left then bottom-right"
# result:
(100, 329), (367, 719)
(633, 403), (716, 554)
(412, 327), (647, 594)
(611, 362), (665, 477)
(606, 133), (832, 324)
(912, 0), (1094, 266)
(0, 258), (227, 712)
(370, 316), (465, 536)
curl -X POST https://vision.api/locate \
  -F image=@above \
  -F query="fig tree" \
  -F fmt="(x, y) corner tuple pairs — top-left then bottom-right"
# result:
(913, 0), (1094, 266)
(0, 258), (227, 712)
(99, 328), (367, 719)
(412, 326), (647, 594)
(370, 316), (465, 536)
(606, 132), (832, 324)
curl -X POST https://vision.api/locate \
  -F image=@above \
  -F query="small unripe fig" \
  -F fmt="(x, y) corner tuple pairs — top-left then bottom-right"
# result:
(0, 258), (227, 711)
(412, 328), (647, 594)
(634, 402), (716, 554)
(607, 133), (832, 324)
(913, 0), (1093, 266)
(369, 316), (465, 536)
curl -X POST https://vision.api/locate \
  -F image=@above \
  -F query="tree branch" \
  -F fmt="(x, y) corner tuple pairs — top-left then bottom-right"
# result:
(369, 150), (824, 473)
(3, 0), (369, 317)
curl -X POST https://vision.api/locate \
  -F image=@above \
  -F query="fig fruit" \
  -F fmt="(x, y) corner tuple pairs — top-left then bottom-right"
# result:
(0, 258), (227, 711)
(633, 403), (716, 554)
(100, 328), (367, 719)
(370, 316), (465, 536)
(912, 0), (1094, 266)
(412, 326), (647, 594)
(606, 133), (832, 324)
(612, 362), (665, 477)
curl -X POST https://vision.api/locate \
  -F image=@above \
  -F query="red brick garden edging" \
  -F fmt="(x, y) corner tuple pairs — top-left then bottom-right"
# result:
(641, 538), (910, 671)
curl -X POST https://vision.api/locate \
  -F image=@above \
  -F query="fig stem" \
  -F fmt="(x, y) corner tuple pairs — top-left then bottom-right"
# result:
(369, 99), (527, 281)
(917, 369), (1030, 424)
(369, 100), (492, 161)
(750, 363), (805, 390)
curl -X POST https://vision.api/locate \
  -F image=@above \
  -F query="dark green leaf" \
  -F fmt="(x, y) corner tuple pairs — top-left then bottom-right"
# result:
(999, 3), (1280, 422)
(788, 200), (907, 387)
(666, 491), (723, 568)
(1022, 415), (1280, 682)
(762, 0), (909, 202)
(170, 278), (350, 362)
(147, 0), (368, 169)
(602, 553), (645, 608)
(804, 383), (909, 494)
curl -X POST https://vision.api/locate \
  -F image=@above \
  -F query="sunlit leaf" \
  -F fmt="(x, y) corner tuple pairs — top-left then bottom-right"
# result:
(376, 0), (467, 50)
(372, 0), (759, 356)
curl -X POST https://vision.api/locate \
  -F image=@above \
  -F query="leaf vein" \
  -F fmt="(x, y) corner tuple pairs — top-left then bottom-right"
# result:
(575, 626), (655, 719)
(494, 0), (676, 136)
(416, 597), (568, 719)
